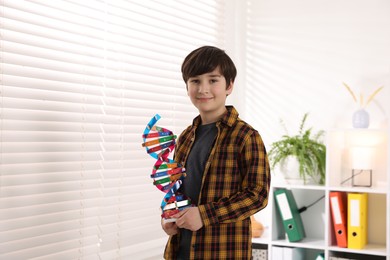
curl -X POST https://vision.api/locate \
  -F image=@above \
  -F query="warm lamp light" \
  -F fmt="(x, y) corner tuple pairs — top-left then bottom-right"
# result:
(349, 146), (374, 187)
(351, 146), (374, 170)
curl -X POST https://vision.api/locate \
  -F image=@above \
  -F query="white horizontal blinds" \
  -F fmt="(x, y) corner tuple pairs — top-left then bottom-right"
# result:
(0, 0), (225, 259)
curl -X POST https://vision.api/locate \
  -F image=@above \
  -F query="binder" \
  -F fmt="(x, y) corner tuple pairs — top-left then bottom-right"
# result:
(274, 189), (306, 242)
(347, 192), (368, 249)
(329, 191), (348, 247)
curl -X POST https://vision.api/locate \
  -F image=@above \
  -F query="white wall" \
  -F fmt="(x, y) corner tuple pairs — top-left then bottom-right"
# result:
(231, 0), (390, 148)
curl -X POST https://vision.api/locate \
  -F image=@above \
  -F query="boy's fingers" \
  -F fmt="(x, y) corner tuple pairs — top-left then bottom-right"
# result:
(171, 208), (188, 218)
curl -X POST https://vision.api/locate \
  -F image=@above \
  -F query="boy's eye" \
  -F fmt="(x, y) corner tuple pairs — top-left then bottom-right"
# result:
(190, 79), (199, 84)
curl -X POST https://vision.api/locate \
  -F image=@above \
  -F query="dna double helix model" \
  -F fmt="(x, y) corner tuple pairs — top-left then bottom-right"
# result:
(142, 114), (192, 221)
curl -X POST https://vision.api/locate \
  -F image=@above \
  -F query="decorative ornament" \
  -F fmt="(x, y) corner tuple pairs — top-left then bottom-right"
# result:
(342, 82), (384, 128)
(251, 215), (265, 238)
(142, 114), (192, 222)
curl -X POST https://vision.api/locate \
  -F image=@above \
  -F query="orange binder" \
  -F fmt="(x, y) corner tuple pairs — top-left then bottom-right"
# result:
(329, 191), (348, 248)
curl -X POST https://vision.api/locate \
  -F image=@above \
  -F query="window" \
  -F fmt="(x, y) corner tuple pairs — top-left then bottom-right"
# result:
(0, 0), (225, 258)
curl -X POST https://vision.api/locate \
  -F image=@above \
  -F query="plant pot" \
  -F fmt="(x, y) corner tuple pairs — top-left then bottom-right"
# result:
(279, 156), (304, 185)
(279, 156), (319, 185)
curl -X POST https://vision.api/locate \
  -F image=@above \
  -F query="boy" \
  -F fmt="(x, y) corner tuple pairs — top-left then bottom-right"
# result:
(162, 46), (270, 259)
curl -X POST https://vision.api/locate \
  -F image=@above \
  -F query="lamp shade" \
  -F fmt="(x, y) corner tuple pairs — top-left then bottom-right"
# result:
(350, 146), (374, 170)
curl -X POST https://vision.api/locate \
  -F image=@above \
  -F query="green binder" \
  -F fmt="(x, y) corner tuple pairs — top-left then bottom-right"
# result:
(274, 188), (306, 242)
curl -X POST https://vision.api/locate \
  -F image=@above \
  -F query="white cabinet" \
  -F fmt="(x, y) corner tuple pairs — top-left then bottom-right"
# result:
(253, 129), (389, 260)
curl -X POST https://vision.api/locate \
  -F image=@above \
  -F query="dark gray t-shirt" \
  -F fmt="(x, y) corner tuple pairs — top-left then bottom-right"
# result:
(177, 122), (217, 260)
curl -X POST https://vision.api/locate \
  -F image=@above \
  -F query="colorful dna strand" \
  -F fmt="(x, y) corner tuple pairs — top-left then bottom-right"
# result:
(142, 114), (192, 221)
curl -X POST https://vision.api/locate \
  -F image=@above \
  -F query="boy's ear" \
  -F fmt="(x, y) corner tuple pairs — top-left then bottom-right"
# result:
(226, 81), (234, 96)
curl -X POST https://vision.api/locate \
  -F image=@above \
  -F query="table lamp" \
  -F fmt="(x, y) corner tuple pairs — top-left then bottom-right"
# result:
(350, 146), (374, 187)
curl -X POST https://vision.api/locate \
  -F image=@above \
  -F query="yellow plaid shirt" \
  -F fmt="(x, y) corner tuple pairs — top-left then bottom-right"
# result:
(164, 106), (270, 259)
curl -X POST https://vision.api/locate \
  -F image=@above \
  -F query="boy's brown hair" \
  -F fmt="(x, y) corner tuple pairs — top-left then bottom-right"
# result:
(181, 46), (237, 88)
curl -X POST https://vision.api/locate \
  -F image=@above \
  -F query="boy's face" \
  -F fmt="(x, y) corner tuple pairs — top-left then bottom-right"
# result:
(186, 67), (233, 121)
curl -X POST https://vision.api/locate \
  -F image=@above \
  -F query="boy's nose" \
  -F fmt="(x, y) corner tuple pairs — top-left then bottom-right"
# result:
(198, 83), (209, 93)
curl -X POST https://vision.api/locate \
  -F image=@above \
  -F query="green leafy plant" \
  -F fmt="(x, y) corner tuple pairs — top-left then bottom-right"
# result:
(268, 113), (326, 185)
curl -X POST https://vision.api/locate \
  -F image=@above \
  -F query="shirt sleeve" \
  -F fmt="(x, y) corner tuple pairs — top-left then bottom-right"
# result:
(198, 130), (271, 226)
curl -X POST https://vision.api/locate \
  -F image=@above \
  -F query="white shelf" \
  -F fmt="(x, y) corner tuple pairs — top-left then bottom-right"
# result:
(329, 244), (388, 257)
(252, 227), (270, 244)
(253, 128), (389, 260)
(327, 185), (388, 194)
(272, 238), (326, 250)
(272, 183), (326, 191)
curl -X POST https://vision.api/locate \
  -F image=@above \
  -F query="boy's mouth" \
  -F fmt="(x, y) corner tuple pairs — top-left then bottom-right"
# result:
(197, 97), (213, 102)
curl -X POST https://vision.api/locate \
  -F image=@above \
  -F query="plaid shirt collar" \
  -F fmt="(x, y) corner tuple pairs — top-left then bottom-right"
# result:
(191, 105), (239, 128)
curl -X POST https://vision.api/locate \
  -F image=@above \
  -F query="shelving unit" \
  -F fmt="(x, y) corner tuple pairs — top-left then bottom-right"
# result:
(252, 129), (389, 260)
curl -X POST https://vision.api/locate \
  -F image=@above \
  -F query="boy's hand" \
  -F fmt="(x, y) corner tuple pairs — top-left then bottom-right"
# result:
(161, 219), (179, 236)
(173, 207), (203, 231)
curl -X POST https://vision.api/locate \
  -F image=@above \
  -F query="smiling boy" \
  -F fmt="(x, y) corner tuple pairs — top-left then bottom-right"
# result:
(161, 46), (270, 259)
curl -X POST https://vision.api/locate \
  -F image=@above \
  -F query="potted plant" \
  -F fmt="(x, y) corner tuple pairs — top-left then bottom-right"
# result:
(268, 113), (326, 185)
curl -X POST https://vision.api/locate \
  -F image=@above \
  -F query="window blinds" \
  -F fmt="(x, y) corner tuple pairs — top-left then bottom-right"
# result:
(0, 0), (225, 259)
